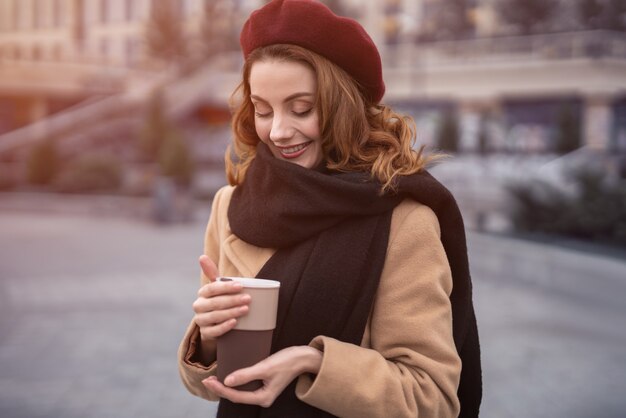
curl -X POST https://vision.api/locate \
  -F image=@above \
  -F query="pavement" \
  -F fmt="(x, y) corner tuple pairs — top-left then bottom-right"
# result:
(1, 194), (625, 418)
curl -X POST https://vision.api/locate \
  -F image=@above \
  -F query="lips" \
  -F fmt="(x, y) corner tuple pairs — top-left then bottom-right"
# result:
(276, 141), (312, 159)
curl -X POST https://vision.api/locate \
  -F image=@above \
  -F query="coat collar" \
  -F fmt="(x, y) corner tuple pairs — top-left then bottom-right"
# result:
(222, 233), (274, 278)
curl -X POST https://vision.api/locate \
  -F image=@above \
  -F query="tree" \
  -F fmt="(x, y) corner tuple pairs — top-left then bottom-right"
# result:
(200, 0), (239, 58)
(578, 0), (604, 29)
(139, 90), (169, 160)
(605, 0), (626, 31)
(437, 111), (460, 153)
(419, 0), (474, 41)
(158, 130), (195, 187)
(27, 138), (60, 185)
(145, 0), (187, 64)
(578, 0), (626, 31)
(477, 113), (491, 155)
(555, 105), (581, 154)
(139, 90), (195, 187)
(495, 0), (559, 35)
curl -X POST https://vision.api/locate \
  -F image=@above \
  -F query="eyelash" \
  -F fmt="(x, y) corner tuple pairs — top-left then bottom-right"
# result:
(294, 109), (313, 117)
(254, 109), (313, 119)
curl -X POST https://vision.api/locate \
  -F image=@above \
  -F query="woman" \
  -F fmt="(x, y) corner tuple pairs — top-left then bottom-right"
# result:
(178, 1), (481, 417)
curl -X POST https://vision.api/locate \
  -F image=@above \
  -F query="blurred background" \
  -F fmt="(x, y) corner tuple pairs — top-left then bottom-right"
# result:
(0, 0), (625, 417)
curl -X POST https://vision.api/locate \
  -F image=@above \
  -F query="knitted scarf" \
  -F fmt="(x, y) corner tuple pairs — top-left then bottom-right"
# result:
(217, 143), (482, 418)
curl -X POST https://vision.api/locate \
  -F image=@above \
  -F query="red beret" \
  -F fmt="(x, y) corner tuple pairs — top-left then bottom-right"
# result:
(240, 0), (385, 103)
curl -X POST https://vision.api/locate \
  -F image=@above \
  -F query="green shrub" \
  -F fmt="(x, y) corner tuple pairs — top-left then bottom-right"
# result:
(158, 130), (194, 187)
(55, 154), (123, 193)
(508, 168), (626, 246)
(27, 138), (60, 185)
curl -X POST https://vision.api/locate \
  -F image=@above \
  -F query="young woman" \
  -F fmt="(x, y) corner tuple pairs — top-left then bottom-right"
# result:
(178, 1), (481, 417)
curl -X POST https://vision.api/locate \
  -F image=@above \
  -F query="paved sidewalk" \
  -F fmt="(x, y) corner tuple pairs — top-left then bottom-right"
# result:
(1, 207), (625, 417)
(468, 233), (626, 418)
(0, 211), (216, 418)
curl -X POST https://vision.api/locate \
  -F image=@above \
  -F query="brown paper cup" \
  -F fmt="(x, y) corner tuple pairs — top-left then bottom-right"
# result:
(216, 277), (280, 391)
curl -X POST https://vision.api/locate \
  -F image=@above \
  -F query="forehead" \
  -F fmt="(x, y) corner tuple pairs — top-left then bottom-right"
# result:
(249, 59), (316, 100)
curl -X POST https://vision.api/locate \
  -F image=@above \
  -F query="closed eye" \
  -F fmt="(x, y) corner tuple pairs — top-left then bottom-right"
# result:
(293, 109), (313, 117)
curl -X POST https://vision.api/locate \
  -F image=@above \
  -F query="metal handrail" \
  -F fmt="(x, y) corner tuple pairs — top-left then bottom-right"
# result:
(384, 30), (626, 67)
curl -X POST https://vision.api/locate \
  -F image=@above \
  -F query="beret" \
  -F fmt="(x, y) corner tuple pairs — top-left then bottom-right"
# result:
(240, 0), (385, 103)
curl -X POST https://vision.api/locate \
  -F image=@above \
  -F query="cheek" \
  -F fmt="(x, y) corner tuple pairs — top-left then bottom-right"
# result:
(302, 115), (321, 140)
(254, 119), (271, 143)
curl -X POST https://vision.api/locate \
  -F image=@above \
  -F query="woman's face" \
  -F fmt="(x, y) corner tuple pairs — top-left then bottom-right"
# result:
(249, 59), (323, 169)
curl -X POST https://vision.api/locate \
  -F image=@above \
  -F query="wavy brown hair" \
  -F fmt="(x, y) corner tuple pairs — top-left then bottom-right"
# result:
(226, 44), (437, 192)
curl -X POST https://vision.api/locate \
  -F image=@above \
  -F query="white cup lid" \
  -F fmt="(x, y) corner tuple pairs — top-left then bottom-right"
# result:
(217, 277), (280, 288)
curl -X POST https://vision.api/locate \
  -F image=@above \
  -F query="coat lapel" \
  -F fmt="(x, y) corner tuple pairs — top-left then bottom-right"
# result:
(222, 233), (274, 278)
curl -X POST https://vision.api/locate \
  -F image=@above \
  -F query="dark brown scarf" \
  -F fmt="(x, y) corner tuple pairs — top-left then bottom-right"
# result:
(217, 143), (481, 418)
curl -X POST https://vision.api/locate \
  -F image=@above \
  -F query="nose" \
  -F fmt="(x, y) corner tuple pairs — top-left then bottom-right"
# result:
(269, 113), (294, 143)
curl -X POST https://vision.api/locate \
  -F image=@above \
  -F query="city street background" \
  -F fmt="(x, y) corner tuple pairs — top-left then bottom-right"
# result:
(1, 0), (626, 417)
(1, 197), (625, 418)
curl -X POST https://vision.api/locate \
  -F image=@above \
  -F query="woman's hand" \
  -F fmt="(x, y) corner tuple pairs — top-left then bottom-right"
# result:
(192, 256), (251, 360)
(202, 346), (323, 408)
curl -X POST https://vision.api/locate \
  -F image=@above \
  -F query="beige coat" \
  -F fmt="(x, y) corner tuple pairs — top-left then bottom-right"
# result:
(178, 185), (461, 418)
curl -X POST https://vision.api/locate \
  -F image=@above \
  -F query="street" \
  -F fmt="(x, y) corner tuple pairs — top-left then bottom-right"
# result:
(1, 208), (625, 418)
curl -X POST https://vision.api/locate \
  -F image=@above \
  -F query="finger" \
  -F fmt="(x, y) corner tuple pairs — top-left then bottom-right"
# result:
(193, 304), (249, 326)
(198, 255), (219, 282)
(193, 292), (250, 313)
(224, 363), (267, 388)
(197, 280), (244, 298)
(203, 376), (270, 406)
(197, 318), (238, 340)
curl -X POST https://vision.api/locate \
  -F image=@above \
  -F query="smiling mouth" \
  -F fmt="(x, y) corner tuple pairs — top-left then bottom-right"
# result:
(277, 142), (312, 159)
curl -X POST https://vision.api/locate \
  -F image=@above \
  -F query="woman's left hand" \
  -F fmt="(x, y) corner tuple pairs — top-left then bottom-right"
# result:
(202, 345), (322, 408)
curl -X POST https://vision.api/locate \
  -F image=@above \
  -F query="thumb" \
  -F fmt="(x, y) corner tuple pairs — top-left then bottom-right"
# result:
(199, 255), (219, 282)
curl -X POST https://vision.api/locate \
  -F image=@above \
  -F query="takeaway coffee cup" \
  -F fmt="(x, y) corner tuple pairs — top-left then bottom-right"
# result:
(216, 277), (280, 391)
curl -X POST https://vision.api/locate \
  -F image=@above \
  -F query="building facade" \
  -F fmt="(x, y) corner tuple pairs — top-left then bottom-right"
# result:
(352, 0), (626, 153)
(1, 0), (624, 153)
(0, 0), (262, 135)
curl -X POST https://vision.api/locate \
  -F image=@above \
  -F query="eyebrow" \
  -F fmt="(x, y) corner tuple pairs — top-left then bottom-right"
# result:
(250, 92), (314, 104)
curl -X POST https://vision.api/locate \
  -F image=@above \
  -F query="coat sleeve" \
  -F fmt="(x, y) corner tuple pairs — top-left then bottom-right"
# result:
(177, 186), (231, 402)
(295, 202), (462, 418)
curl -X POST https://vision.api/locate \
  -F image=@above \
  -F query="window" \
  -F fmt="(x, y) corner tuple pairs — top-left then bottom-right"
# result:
(125, 0), (133, 20)
(14, 0), (23, 29)
(53, 43), (63, 60)
(83, 0), (97, 25)
(100, 0), (109, 23)
(52, 0), (61, 27)
(33, 0), (42, 29)
(32, 44), (42, 61)
(125, 37), (134, 65)
(100, 38), (109, 58)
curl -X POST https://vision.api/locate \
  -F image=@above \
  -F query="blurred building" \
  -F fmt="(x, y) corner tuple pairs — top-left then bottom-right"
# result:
(1, 0), (624, 163)
(350, 0), (626, 153)
(1, 0), (153, 135)
(0, 0), (262, 136)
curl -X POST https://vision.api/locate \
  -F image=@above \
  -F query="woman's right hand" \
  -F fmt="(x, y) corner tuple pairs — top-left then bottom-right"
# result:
(193, 255), (251, 342)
